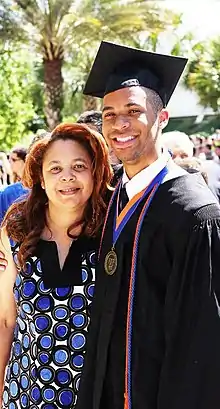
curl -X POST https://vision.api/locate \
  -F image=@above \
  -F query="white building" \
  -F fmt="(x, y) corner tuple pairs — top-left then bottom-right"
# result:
(167, 83), (214, 118)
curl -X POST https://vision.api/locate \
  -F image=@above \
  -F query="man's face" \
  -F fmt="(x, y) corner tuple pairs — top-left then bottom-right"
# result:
(102, 86), (166, 169)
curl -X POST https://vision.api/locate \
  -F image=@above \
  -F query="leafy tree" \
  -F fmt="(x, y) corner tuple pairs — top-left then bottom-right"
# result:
(0, 48), (35, 150)
(63, 4), (183, 114)
(27, 62), (47, 132)
(0, 0), (25, 43)
(184, 38), (220, 113)
(5, 0), (179, 129)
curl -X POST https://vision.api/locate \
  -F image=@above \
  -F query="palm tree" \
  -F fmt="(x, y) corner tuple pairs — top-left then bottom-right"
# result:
(64, 0), (180, 112)
(9, 0), (179, 129)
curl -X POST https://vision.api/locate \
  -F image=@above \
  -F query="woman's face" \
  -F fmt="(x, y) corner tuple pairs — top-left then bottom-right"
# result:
(42, 139), (94, 212)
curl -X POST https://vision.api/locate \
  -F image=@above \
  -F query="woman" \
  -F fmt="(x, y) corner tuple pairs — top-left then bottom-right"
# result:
(0, 123), (112, 409)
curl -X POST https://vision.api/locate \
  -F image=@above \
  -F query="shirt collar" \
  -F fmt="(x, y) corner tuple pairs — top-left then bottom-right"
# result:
(122, 150), (170, 200)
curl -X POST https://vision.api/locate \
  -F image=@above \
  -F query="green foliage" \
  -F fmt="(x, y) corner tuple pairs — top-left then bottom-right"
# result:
(7, 0), (181, 126)
(27, 62), (47, 132)
(0, 48), (35, 150)
(184, 38), (220, 113)
(68, 0), (179, 47)
(0, 0), (26, 44)
(62, 1), (182, 117)
(0, 0), (184, 126)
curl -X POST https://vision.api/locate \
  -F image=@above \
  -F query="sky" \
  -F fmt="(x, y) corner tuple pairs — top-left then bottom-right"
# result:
(163, 0), (220, 41)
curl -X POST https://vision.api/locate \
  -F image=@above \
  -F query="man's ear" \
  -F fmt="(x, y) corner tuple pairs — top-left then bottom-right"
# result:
(159, 110), (169, 130)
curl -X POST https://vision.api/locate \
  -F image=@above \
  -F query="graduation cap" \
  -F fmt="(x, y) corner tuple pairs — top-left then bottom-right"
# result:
(83, 41), (188, 107)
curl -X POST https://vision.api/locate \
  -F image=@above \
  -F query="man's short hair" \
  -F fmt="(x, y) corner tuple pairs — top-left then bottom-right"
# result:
(77, 110), (102, 134)
(11, 147), (28, 162)
(143, 88), (163, 115)
(28, 132), (50, 152)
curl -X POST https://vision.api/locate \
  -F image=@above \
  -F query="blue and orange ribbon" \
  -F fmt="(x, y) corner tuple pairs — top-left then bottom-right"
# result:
(98, 165), (168, 409)
(113, 167), (168, 247)
(124, 174), (167, 409)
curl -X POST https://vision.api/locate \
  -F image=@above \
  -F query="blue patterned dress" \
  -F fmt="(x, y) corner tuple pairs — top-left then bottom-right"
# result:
(2, 237), (97, 409)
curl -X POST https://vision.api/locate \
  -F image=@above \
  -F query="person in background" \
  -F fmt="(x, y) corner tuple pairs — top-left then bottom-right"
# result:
(0, 136), (49, 223)
(77, 110), (102, 134)
(213, 138), (220, 164)
(175, 156), (208, 184)
(203, 140), (214, 161)
(162, 130), (194, 159)
(0, 123), (112, 409)
(0, 162), (8, 190)
(0, 148), (28, 222)
(202, 138), (220, 202)
(9, 147), (27, 183)
(0, 152), (13, 185)
(195, 135), (206, 160)
(77, 110), (122, 184)
(162, 131), (209, 185)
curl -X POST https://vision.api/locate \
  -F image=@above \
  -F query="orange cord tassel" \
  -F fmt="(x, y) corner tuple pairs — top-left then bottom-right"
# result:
(124, 392), (129, 409)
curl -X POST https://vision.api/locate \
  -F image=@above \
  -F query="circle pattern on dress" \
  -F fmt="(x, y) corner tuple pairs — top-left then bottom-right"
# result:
(22, 262), (32, 277)
(68, 331), (86, 352)
(52, 305), (70, 321)
(55, 368), (72, 387)
(68, 294), (86, 312)
(35, 295), (54, 313)
(54, 322), (70, 341)
(42, 386), (56, 403)
(3, 248), (96, 409)
(20, 373), (30, 390)
(20, 392), (29, 408)
(22, 279), (37, 299)
(11, 361), (19, 377)
(58, 388), (75, 407)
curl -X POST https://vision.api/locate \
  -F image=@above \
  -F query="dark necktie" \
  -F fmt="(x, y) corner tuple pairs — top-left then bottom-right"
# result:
(119, 185), (129, 212)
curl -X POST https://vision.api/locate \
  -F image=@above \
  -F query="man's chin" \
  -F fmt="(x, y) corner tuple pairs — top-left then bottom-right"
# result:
(115, 154), (137, 164)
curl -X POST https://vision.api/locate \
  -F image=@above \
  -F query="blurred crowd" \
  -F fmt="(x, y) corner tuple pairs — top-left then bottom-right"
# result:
(162, 129), (220, 201)
(0, 132), (49, 221)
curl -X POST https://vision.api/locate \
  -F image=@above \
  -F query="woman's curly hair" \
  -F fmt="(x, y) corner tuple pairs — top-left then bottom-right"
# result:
(2, 123), (113, 268)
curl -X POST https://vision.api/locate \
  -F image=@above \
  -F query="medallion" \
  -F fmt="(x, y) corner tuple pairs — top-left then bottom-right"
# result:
(104, 249), (118, 275)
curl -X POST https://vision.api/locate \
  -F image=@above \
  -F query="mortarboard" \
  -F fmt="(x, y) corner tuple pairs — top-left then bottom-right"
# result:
(83, 41), (188, 107)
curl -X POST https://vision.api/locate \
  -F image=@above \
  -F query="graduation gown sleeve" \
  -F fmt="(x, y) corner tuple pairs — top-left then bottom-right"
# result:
(158, 213), (220, 409)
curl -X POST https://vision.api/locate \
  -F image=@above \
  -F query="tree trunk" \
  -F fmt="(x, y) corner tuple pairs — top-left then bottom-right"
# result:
(83, 95), (100, 112)
(44, 58), (63, 130)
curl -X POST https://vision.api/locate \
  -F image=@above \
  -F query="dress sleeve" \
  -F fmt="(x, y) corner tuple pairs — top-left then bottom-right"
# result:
(159, 218), (220, 409)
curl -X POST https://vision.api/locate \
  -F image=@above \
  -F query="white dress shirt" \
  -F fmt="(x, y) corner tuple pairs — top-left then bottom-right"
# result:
(122, 150), (187, 200)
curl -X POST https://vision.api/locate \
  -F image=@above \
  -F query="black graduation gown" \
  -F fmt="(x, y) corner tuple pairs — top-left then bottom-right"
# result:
(77, 173), (220, 409)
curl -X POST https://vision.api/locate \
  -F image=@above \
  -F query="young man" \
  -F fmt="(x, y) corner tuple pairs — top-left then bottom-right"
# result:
(77, 42), (220, 409)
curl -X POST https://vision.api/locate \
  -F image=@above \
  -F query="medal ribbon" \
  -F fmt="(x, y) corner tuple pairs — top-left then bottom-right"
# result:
(98, 164), (169, 408)
(124, 165), (168, 409)
(113, 166), (168, 247)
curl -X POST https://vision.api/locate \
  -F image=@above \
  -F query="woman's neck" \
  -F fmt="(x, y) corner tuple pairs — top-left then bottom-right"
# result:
(44, 204), (85, 240)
